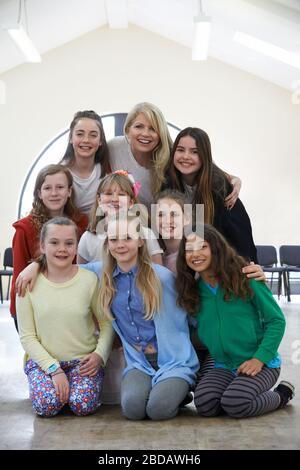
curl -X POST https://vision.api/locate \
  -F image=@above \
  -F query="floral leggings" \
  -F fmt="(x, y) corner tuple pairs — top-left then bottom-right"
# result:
(25, 359), (104, 417)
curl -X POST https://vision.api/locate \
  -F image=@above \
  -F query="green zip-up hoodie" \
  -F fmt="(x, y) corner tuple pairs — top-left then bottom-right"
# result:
(196, 279), (285, 370)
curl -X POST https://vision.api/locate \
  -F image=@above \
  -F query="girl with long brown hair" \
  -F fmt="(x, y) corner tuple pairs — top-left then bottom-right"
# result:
(153, 189), (265, 383)
(166, 127), (257, 262)
(10, 164), (88, 330)
(60, 110), (110, 214)
(176, 224), (294, 418)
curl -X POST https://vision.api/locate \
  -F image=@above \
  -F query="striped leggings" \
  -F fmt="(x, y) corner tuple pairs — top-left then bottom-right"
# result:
(194, 366), (281, 418)
(195, 349), (215, 384)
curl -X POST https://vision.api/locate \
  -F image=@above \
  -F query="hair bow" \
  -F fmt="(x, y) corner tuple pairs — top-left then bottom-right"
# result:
(113, 170), (141, 197)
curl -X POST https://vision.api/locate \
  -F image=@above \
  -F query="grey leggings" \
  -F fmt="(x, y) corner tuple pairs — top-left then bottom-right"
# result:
(194, 366), (281, 418)
(121, 369), (189, 421)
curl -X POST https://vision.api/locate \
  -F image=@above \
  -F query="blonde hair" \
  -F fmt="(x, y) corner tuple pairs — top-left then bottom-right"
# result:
(88, 173), (148, 233)
(124, 102), (173, 195)
(98, 214), (162, 321)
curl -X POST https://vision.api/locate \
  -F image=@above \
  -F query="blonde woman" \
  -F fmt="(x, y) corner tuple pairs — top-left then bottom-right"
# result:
(85, 214), (198, 420)
(108, 102), (173, 209)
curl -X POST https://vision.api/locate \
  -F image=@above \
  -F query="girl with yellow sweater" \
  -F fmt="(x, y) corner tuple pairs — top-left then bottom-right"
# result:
(17, 217), (114, 417)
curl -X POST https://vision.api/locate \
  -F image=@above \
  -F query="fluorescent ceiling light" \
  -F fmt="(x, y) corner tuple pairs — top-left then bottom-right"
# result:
(8, 25), (41, 63)
(192, 15), (211, 60)
(234, 31), (300, 70)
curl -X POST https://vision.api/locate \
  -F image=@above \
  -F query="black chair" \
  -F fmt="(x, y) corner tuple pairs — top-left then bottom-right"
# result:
(256, 245), (286, 298)
(0, 247), (13, 303)
(279, 245), (300, 302)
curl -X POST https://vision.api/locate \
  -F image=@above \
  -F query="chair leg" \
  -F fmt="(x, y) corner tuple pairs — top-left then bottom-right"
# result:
(282, 271), (286, 296)
(270, 273), (273, 290)
(6, 276), (12, 301)
(0, 277), (3, 304)
(285, 271), (291, 302)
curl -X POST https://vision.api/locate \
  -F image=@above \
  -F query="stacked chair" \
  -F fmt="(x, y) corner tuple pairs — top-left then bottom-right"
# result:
(256, 245), (286, 298)
(0, 247), (13, 303)
(279, 245), (300, 302)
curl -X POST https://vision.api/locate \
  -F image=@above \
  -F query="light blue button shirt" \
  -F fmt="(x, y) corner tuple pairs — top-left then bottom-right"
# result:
(81, 262), (199, 387)
(111, 265), (157, 351)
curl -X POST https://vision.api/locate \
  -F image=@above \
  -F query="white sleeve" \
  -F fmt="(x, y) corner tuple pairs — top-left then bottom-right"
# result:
(77, 231), (91, 261)
(144, 227), (163, 256)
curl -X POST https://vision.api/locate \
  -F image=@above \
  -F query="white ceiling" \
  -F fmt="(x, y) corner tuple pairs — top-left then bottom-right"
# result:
(0, 0), (300, 90)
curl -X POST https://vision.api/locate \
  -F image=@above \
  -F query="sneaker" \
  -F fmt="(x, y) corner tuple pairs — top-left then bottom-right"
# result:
(179, 392), (194, 407)
(274, 381), (295, 408)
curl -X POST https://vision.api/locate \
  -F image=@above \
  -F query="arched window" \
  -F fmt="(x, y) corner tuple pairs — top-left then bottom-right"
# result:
(18, 113), (180, 217)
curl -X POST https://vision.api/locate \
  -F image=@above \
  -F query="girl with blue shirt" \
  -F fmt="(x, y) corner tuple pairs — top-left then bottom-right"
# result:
(77, 171), (163, 405)
(85, 214), (198, 420)
(176, 224), (294, 418)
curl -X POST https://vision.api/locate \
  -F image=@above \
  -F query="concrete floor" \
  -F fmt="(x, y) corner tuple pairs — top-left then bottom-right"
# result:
(0, 297), (299, 450)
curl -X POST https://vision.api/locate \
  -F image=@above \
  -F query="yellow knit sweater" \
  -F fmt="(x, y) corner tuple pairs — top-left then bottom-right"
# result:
(17, 268), (114, 371)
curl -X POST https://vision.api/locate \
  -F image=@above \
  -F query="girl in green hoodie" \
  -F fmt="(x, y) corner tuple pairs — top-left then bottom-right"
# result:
(176, 224), (294, 418)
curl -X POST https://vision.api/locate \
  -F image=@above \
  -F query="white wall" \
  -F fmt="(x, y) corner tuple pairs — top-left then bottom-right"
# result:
(0, 24), (300, 264)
